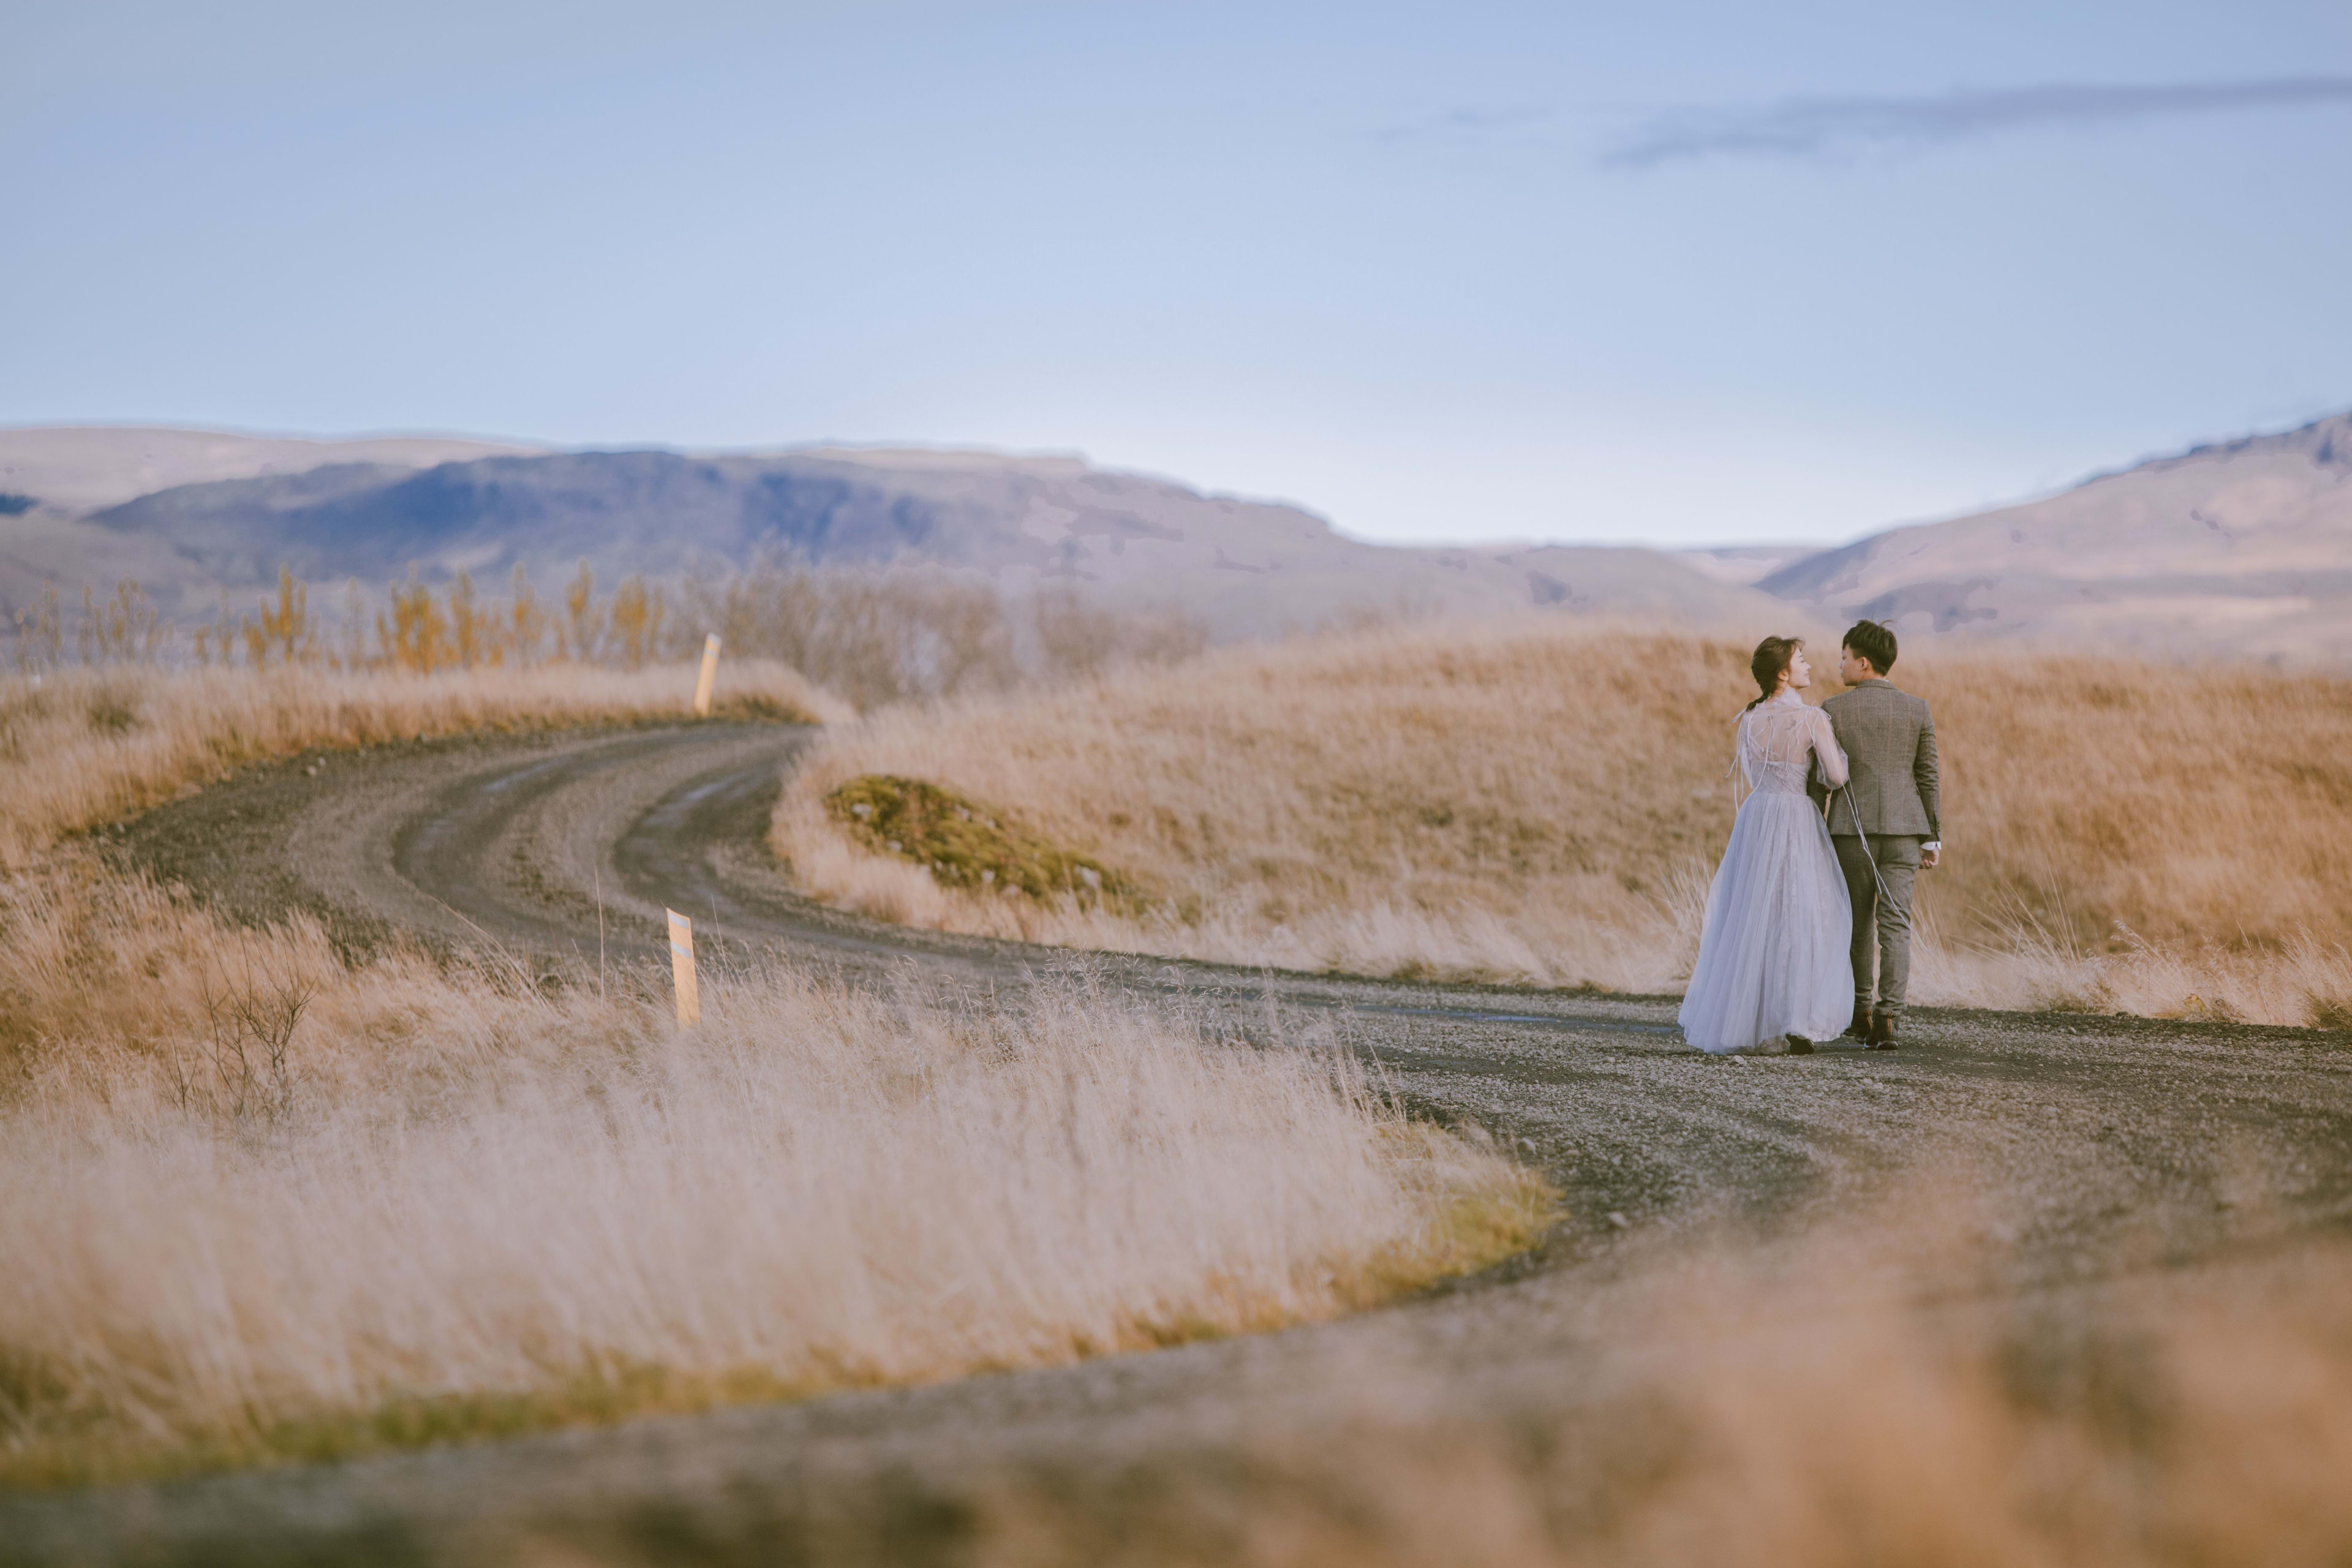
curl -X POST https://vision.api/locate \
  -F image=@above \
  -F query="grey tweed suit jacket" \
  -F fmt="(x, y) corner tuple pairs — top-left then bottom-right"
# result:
(1809, 679), (1940, 840)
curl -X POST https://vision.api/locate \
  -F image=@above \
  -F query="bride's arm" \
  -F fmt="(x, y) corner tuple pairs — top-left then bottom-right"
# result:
(1812, 710), (1850, 788)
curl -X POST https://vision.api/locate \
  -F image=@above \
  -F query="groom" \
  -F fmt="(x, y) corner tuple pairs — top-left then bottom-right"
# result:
(1810, 619), (1940, 1051)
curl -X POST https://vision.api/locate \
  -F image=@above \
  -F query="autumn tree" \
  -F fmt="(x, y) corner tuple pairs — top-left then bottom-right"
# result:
(562, 562), (601, 663)
(379, 568), (451, 673)
(608, 575), (663, 671)
(450, 571), (481, 669)
(254, 566), (311, 666)
(510, 564), (548, 668)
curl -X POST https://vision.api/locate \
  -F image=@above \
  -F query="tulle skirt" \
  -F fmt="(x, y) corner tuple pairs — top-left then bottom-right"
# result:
(1678, 793), (1854, 1054)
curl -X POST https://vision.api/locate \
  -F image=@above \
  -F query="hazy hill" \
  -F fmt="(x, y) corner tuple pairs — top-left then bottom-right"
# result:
(1757, 411), (2352, 667)
(55, 442), (1798, 640)
(12, 412), (2351, 664)
(0, 426), (539, 627)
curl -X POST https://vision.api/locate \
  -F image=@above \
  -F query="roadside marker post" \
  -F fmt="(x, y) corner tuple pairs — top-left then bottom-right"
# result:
(668, 908), (700, 1027)
(693, 633), (721, 718)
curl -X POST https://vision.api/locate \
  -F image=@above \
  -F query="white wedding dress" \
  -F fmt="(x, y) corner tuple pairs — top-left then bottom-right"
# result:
(1678, 692), (1855, 1054)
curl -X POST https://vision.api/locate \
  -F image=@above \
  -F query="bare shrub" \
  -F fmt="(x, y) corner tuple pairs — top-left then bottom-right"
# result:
(1032, 583), (1207, 682)
(670, 564), (1020, 709)
(76, 580), (170, 666)
(175, 954), (317, 1126)
(666, 564), (1207, 710)
(10, 586), (65, 673)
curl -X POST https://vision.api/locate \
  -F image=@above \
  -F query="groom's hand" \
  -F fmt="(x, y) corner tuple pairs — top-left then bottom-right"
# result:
(1921, 842), (1940, 870)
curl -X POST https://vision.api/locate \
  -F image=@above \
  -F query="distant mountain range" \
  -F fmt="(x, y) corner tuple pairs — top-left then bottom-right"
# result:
(0, 430), (1798, 643)
(4, 412), (2348, 665)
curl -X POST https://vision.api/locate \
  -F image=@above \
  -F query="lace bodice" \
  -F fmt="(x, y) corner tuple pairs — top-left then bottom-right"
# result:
(1735, 692), (1848, 797)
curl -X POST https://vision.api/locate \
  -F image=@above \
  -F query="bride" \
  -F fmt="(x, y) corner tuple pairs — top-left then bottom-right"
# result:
(1679, 636), (1853, 1055)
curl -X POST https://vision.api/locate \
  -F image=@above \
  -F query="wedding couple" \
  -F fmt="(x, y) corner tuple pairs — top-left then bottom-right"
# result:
(1678, 619), (1942, 1056)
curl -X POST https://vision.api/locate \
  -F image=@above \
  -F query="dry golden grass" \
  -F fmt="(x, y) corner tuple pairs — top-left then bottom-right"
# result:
(0, 870), (1543, 1487)
(919, 1233), (2352, 1568)
(0, 662), (1543, 1487)
(0, 660), (854, 870)
(774, 615), (2352, 1027)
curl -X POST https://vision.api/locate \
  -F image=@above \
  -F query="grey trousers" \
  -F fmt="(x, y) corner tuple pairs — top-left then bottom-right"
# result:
(1833, 833), (1921, 1012)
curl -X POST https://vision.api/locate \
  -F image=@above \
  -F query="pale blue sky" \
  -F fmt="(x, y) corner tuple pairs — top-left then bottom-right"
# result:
(6, 1), (2348, 545)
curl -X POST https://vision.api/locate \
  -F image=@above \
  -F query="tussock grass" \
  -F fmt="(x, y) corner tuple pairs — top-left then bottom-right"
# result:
(0, 661), (1545, 1487)
(774, 615), (2352, 1026)
(0, 660), (853, 869)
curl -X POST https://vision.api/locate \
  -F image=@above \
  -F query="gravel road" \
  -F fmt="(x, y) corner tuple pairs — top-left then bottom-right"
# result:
(9, 720), (2350, 1565)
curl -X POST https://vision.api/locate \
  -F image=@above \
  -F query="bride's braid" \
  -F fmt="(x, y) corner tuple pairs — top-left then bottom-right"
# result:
(1746, 636), (1803, 711)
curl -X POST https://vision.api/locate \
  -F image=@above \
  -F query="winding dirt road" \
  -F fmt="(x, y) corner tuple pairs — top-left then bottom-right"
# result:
(9, 720), (2351, 1564)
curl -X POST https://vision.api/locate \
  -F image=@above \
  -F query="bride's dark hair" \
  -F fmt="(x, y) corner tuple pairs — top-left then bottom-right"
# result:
(1746, 636), (1803, 712)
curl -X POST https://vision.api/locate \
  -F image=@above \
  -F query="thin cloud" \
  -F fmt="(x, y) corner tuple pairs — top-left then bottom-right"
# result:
(1606, 76), (2352, 168)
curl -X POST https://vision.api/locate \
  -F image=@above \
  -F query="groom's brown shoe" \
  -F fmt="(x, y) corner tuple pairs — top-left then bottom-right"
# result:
(1866, 1008), (1899, 1050)
(1846, 1003), (1872, 1041)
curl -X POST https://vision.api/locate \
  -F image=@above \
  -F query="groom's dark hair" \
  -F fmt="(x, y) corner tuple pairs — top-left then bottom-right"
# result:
(1842, 619), (1898, 676)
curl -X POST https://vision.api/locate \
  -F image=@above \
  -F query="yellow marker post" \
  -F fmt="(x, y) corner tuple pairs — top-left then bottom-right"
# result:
(692, 633), (721, 718)
(667, 908), (699, 1027)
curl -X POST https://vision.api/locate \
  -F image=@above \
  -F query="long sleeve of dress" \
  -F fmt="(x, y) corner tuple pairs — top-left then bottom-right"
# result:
(1811, 709), (1850, 790)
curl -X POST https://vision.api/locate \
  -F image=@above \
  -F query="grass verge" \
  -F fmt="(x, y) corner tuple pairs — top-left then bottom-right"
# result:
(1, 660), (853, 869)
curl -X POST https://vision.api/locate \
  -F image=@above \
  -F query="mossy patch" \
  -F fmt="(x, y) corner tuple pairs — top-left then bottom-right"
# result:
(825, 774), (1138, 908)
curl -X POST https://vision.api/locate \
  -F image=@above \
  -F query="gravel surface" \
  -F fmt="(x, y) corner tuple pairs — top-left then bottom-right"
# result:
(10, 720), (2349, 1565)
